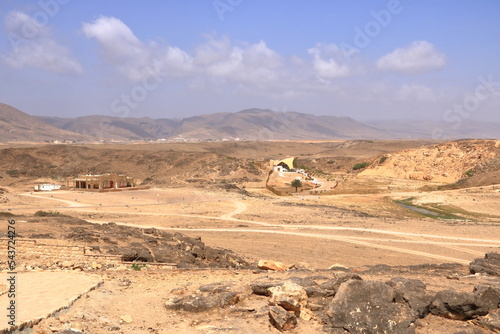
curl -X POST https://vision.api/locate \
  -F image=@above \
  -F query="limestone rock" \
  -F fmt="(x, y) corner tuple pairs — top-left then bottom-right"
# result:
(258, 260), (288, 271)
(268, 306), (297, 331)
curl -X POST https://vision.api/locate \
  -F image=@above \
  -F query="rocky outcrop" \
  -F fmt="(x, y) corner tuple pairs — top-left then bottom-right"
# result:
(470, 253), (500, 276)
(325, 280), (418, 334)
(429, 285), (500, 320)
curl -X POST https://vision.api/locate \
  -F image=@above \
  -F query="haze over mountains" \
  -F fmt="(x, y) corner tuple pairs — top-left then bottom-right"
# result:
(1, 103), (499, 142)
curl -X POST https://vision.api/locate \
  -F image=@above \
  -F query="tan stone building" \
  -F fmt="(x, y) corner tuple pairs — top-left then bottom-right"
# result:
(71, 174), (135, 191)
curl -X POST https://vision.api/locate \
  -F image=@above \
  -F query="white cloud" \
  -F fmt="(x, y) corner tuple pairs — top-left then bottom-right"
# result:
(308, 43), (353, 80)
(2, 11), (83, 75)
(376, 41), (446, 74)
(82, 16), (193, 81)
(195, 37), (282, 85)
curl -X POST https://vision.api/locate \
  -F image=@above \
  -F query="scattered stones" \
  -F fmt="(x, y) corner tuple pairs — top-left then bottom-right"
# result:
(470, 252), (500, 276)
(258, 260), (288, 271)
(268, 306), (297, 331)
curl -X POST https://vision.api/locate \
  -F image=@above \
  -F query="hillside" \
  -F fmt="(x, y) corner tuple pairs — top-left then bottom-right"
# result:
(170, 109), (390, 140)
(0, 103), (88, 142)
(39, 115), (180, 141)
(360, 140), (500, 184)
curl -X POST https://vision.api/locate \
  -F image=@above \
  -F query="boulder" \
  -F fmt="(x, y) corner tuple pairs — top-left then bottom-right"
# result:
(268, 306), (297, 331)
(250, 280), (284, 296)
(258, 260), (288, 271)
(429, 286), (500, 320)
(319, 272), (362, 293)
(165, 291), (239, 312)
(470, 253), (500, 276)
(325, 280), (417, 334)
(269, 282), (308, 314)
(386, 277), (433, 318)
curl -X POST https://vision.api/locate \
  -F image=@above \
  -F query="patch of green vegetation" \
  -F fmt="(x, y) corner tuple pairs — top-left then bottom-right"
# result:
(131, 263), (146, 271)
(0, 212), (15, 217)
(327, 160), (335, 164)
(394, 198), (465, 220)
(225, 156), (236, 160)
(6, 169), (20, 178)
(352, 162), (370, 170)
(142, 177), (154, 184)
(34, 210), (64, 217)
(49, 165), (57, 169)
(379, 156), (388, 164)
(465, 169), (474, 177)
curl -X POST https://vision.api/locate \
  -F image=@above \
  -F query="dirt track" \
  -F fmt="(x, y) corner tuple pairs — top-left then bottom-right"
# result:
(15, 189), (500, 268)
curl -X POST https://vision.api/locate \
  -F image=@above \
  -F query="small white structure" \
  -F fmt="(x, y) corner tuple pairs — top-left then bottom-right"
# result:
(34, 184), (62, 192)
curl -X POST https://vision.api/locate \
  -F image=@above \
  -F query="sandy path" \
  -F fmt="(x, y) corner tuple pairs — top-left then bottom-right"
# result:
(23, 194), (500, 265)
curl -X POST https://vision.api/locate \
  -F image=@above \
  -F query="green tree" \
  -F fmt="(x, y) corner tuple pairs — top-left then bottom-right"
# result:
(291, 179), (303, 192)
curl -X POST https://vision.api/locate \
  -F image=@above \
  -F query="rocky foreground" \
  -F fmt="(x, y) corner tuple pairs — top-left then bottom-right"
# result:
(30, 253), (500, 334)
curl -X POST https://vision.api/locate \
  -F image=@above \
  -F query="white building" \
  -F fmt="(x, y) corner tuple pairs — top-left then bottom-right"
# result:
(34, 184), (62, 192)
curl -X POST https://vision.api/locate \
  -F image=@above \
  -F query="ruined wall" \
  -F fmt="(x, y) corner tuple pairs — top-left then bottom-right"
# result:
(0, 238), (121, 270)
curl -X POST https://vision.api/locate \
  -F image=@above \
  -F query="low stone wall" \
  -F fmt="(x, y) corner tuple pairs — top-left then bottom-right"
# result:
(0, 238), (121, 270)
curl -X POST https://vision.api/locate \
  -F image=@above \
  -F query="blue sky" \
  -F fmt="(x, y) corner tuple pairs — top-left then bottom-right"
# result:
(1, 0), (499, 123)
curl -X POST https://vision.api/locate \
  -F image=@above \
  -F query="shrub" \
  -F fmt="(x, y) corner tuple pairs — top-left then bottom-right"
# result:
(353, 162), (370, 170)
(225, 156), (236, 160)
(0, 212), (15, 217)
(34, 210), (63, 217)
(6, 170), (20, 178)
(465, 169), (474, 177)
(131, 263), (146, 271)
(379, 156), (388, 164)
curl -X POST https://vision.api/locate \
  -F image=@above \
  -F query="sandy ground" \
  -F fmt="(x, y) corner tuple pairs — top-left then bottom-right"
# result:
(4, 185), (500, 269)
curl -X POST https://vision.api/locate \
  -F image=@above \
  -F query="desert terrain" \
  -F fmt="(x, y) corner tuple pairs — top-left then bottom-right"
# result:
(1, 139), (500, 333)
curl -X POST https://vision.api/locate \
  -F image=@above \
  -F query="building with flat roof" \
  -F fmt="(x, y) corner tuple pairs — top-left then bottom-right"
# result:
(71, 173), (135, 191)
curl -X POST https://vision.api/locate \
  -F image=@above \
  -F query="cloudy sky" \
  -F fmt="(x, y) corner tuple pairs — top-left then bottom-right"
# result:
(1, 1), (499, 122)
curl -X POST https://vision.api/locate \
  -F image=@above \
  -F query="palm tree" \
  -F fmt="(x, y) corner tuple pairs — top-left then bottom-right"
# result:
(291, 179), (302, 192)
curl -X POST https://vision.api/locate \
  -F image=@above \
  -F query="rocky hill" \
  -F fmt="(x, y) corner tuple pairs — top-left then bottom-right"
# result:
(360, 140), (500, 184)
(38, 115), (180, 141)
(0, 103), (88, 142)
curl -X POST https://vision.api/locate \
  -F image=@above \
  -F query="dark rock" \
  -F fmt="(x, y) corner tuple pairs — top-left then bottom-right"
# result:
(470, 253), (500, 276)
(325, 280), (417, 334)
(429, 286), (499, 320)
(268, 306), (297, 331)
(386, 277), (433, 318)
(251, 280), (284, 296)
(319, 272), (362, 293)
(288, 276), (318, 287)
(165, 292), (239, 312)
(305, 286), (333, 298)
(473, 308), (500, 332)
(199, 282), (233, 293)
(473, 285), (500, 312)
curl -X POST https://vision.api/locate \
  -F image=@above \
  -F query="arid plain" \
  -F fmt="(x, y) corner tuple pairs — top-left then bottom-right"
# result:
(1, 139), (500, 333)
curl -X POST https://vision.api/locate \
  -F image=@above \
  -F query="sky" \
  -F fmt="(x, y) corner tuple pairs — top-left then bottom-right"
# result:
(1, 0), (499, 123)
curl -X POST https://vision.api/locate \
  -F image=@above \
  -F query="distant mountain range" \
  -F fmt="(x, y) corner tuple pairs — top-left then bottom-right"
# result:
(0, 103), (499, 142)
